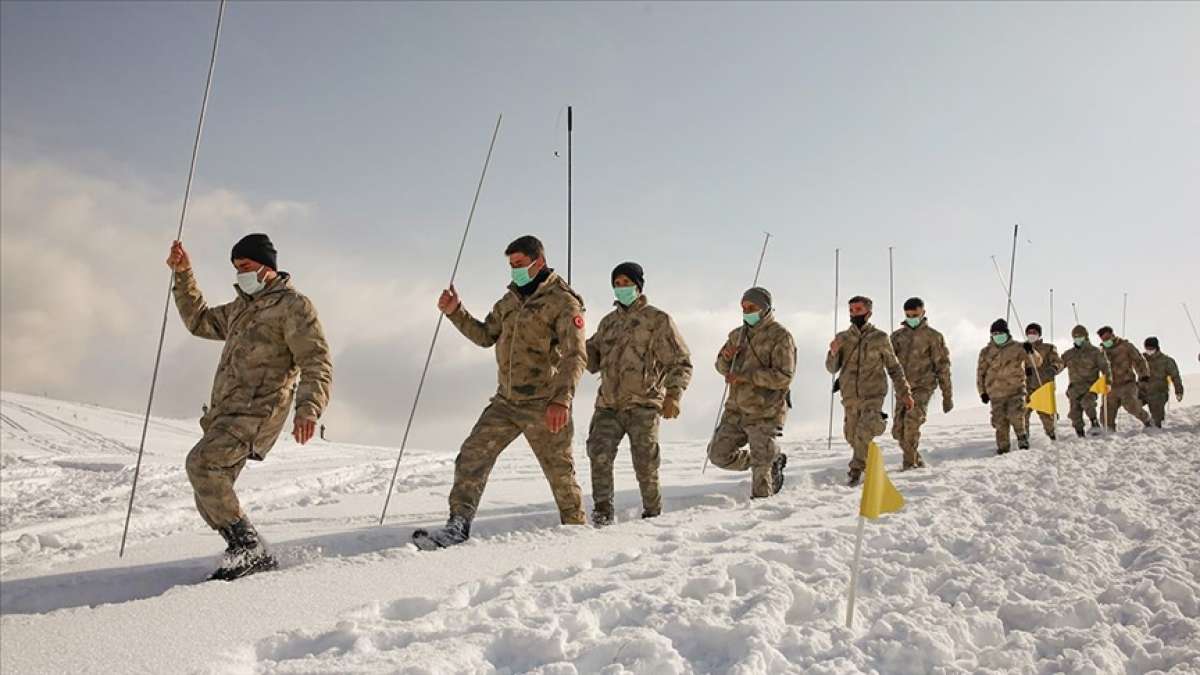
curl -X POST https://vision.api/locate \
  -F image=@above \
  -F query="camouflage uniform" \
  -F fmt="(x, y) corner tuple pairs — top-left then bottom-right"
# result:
(977, 340), (1040, 452)
(1061, 336), (1111, 433)
(173, 268), (333, 529)
(889, 319), (952, 467)
(1023, 341), (1064, 438)
(826, 322), (912, 472)
(1142, 351), (1184, 426)
(446, 271), (587, 524)
(585, 295), (692, 518)
(708, 313), (796, 497)
(1101, 337), (1151, 430)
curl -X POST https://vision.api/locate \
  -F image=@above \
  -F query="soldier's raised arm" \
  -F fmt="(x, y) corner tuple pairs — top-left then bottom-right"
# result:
(716, 330), (739, 376)
(168, 241), (235, 341)
(824, 335), (843, 375)
(443, 285), (504, 348)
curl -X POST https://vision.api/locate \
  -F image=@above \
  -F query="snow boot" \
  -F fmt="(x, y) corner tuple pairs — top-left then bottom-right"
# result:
(996, 446), (1011, 455)
(770, 453), (787, 495)
(1017, 436), (1030, 450)
(591, 507), (615, 528)
(412, 514), (471, 551)
(1089, 420), (1102, 436)
(847, 469), (862, 487)
(641, 510), (660, 520)
(902, 457), (927, 471)
(209, 518), (277, 581)
(1047, 430), (1057, 441)
(1075, 427), (1086, 438)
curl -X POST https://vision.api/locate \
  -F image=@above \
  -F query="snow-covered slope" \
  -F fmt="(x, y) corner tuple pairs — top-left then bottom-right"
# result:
(2, 391), (1199, 674)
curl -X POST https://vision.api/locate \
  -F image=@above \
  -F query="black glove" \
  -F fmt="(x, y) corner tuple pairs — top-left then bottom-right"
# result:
(832, 378), (841, 394)
(1023, 342), (1034, 353)
(1025, 367), (1034, 377)
(980, 393), (990, 404)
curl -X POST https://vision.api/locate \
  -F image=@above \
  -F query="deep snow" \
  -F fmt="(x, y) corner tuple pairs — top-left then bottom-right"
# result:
(2, 390), (1199, 674)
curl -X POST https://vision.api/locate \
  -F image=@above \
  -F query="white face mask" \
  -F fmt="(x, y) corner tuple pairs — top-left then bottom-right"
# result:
(237, 270), (265, 295)
(1026, 334), (1041, 343)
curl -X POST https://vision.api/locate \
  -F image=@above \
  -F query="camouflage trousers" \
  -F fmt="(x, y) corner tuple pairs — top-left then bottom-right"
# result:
(1105, 383), (1151, 430)
(1065, 384), (1100, 432)
(1145, 392), (1170, 427)
(1023, 408), (1056, 438)
(891, 389), (932, 466)
(586, 406), (661, 517)
(989, 394), (1028, 452)
(186, 428), (251, 530)
(844, 397), (886, 472)
(708, 410), (782, 498)
(449, 397), (585, 525)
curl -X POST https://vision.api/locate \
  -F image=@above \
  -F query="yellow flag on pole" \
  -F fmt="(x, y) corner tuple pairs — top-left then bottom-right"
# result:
(1027, 381), (1056, 414)
(859, 442), (904, 519)
(1089, 373), (1109, 395)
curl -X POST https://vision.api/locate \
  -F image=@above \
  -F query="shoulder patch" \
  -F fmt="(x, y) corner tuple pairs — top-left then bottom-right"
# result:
(573, 315), (585, 330)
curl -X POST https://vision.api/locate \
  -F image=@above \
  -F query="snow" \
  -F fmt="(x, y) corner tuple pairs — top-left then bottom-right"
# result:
(2, 390), (1199, 674)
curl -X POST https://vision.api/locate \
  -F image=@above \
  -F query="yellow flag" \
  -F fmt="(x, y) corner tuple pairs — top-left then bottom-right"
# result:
(1089, 373), (1109, 395)
(1027, 381), (1057, 414)
(860, 442), (904, 519)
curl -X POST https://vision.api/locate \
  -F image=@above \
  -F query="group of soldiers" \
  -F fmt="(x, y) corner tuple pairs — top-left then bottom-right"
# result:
(164, 232), (1188, 578)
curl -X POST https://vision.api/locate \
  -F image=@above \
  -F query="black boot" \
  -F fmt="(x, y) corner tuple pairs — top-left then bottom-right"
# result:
(641, 510), (660, 520)
(1075, 427), (1085, 438)
(210, 518), (277, 581)
(1017, 435), (1030, 450)
(412, 514), (471, 551)
(847, 469), (862, 487)
(591, 506), (615, 528)
(1047, 430), (1057, 441)
(770, 453), (788, 495)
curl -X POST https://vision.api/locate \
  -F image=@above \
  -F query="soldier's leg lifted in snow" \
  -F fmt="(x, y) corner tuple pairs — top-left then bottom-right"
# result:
(707, 411), (787, 498)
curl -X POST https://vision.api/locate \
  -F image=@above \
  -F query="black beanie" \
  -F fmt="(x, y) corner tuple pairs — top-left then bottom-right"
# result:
(1144, 336), (1159, 350)
(231, 233), (277, 270)
(1025, 322), (1043, 336)
(990, 319), (1010, 334)
(611, 262), (644, 291)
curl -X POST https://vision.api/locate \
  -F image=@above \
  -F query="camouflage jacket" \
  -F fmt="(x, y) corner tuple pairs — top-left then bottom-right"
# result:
(826, 322), (912, 402)
(174, 268), (333, 459)
(448, 271), (587, 408)
(1101, 337), (1148, 387)
(1025, 341), (1064, 391)
(1061, 340), (1112, 393)
(716, 313), (796, 423)
(1143, 351), (1184, 397)
(890, 319), (952, 398)
(977, 339), (1041, 400)
(586, 295), (693, 411)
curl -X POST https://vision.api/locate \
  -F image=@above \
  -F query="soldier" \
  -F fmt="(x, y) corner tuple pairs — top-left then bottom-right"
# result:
(827, 296), (914, 486)
(707, 287), (794, 498)
(1060, 324), (1112, 437)
(977, 319), (1041, 455)
(1140, 337), (1184, 428)
(166, 235), (333, 580)
(1022, 322), (1064, 441)
(585, 262), (693, 526)
(415, 236), (587, 549)
(1096, 326), (1153, 430)
(889, 297), (953, 470)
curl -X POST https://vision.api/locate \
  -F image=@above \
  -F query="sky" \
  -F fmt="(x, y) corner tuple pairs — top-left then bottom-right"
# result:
(2, 1), (1198, 450)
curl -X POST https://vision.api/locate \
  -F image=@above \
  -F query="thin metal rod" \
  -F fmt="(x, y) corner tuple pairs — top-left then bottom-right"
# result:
(990, 256), (1023, 331)
(845, 515), (866, 629)
(1122, 293), (1128, 335)
(1050, 289), (1054, 344)
(567, 105), (573, 284)
(1005, 224), (1019, 324)
(1184, 303), (1200, 345)
(702, 232), (771, 473)
(827, 249), (839, 454)
(888, 246), (894, 415)
(1072, 302), (1080, 324)
(120, 0), (227, 558)
(379, 114), (503, 525)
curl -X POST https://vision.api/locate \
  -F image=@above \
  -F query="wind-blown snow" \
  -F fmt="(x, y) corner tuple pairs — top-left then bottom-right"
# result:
(2, 391), (1198, 674)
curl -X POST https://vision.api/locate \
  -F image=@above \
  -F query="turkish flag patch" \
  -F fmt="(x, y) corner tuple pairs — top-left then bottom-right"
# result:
(573, 315), (585, 329)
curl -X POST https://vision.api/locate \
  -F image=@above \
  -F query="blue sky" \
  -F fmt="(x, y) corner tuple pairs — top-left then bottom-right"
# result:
(2, 1), (1198, 446)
